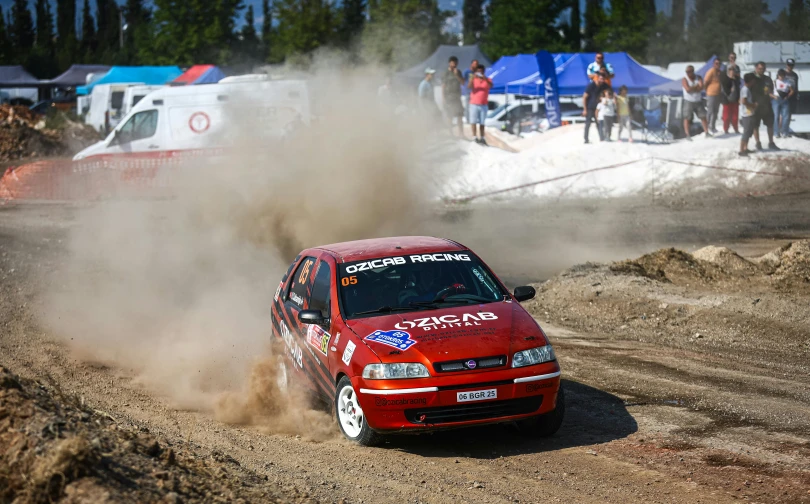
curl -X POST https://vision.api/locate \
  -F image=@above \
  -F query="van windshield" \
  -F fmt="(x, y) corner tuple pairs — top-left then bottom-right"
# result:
(338, 253), (506, 319)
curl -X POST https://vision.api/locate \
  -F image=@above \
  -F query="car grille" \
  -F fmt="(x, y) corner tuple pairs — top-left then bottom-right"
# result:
(404, 396), (543, 425)
(434, 355), (507, 373)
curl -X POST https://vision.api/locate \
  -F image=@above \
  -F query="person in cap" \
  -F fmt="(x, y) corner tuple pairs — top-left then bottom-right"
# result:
(418, 68), (438, 114)
(443, 56), (466, 138)
(785, 58), (799, 136)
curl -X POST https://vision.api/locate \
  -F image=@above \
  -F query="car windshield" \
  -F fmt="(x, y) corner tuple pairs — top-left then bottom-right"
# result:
(338, 252), (507, 319)
(487, 104), (507, 118)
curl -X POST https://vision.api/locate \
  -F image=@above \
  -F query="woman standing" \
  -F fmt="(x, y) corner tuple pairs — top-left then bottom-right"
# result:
(773, 69), (795, 138)
(721, 67), (740, 134)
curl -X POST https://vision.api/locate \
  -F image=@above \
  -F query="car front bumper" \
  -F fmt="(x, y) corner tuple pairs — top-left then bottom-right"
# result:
(353, 363), (562, 432)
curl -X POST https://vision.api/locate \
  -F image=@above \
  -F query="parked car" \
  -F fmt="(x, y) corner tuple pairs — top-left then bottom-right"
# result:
(271, 236), (564, 446)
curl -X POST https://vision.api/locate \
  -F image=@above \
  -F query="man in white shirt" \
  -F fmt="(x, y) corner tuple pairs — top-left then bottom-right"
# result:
(682, 65), (710, 140)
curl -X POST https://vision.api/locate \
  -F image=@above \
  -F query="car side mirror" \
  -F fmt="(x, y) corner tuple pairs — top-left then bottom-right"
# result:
(513, 286), (536, 302)
(298, 309), (328, 326)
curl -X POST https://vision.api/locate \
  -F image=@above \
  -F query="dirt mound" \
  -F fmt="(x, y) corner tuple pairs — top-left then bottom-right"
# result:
(609, 247), (729, 285)
(756, 240), (810, 284)
(0, 365), (295, 503)
(692, 245), (760, 274)
(0, 105), (100, 162)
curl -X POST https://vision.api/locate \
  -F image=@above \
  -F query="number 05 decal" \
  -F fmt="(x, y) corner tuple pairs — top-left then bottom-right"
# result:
(341, 276), (358, 287)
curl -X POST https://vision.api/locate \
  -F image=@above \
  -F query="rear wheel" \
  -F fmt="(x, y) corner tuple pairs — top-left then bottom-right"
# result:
(517, 386), (565, 438)
(335, 376), (383, 446)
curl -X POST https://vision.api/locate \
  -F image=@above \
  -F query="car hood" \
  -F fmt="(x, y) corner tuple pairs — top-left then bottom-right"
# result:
(345, 301), (546, 368)
(72, 140), (107, 161)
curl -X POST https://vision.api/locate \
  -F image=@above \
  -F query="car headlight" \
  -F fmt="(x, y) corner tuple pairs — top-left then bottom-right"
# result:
(362, 363), (430, 379)
(512, 345), (556, 368)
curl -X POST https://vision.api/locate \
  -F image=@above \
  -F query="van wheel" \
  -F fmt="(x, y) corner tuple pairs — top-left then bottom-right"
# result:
(517, 386), (565, 438)
(335, 376), (382, 446)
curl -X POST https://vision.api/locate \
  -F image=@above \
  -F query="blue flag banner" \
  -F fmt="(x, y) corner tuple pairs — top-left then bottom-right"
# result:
(536, 50), (562, 130)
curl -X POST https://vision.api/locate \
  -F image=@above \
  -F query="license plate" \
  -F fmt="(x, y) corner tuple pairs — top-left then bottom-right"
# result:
(457, 389), (497, 402)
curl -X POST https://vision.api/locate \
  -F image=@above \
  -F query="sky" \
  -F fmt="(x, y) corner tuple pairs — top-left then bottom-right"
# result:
(0, 0), (793, 31)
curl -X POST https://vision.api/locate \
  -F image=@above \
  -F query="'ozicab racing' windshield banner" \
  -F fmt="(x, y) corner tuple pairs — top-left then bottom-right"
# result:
(340, 253), (471, 274)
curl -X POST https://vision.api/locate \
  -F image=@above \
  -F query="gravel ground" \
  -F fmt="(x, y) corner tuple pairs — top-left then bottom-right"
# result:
(1, 199), (809, 503)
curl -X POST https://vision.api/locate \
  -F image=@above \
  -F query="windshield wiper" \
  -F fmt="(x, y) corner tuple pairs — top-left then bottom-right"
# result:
(353, 305), (433, 316)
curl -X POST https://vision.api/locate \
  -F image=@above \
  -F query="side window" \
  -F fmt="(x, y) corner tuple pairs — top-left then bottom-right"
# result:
(118, 109), (158, 142)
(309, 261), (332, 316)
(287, 256), (316, 308)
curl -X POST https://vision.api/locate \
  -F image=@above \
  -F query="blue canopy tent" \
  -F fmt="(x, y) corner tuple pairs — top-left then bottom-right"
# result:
(649, 55), (718, 96)
(489, 52), (673, 96)
(487, 54), (538, 94)
(76, 66), (183, 95)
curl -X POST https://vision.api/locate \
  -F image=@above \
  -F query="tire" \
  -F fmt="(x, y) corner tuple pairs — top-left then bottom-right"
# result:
(517, 386), (565, 438)
(334, 376), (383, 446)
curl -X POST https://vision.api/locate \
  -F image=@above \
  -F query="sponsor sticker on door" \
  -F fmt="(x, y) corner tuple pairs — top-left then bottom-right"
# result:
(456, 389), (497, 402)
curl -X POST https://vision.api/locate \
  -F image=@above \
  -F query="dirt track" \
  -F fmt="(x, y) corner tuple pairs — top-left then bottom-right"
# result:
(2, 195), (810, 503)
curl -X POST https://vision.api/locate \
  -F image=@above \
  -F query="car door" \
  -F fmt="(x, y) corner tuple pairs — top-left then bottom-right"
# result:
(278, 254), (335, 399)
(107, 109), (162, 156)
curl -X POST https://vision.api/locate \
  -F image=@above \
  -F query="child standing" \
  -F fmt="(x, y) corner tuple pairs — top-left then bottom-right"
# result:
(600, 89), (617, 141)
(739, 73), (757, 156)
(616, 85), (632, 142)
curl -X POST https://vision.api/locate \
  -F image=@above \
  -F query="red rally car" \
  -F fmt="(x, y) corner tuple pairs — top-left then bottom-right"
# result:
(271, 236), (563, 446)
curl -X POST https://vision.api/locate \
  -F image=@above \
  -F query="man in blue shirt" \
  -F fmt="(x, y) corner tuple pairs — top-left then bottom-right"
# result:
(587, 53), (614, 86)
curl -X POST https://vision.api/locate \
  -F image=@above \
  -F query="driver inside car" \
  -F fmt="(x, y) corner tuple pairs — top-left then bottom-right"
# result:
(398, 265), (465, 305)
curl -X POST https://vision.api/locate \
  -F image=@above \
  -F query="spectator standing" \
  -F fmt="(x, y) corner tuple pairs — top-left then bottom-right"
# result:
(442, 56), (466, 138)
(703, 58), (723, 134)
(600, 89), (617, 141)
(418, 68), (439, 116)
(785, 58), (799, 136)
(724, 53), (740, 75)
(751, 61), (778, 150)
(468, 63), (493, 145)
(681, 65), (710, 140)
(773, 69), (795, 138)
(462, 59), (479, 120)
(616, 85), (633, 142)
(721, 67), (740, 134)
(582, 73), (610, 143)
(587, 53), (615, 86)
(739, 73), (757, 156)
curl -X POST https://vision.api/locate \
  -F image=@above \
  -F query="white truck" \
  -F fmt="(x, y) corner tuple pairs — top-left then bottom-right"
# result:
(73, 79), (310, 161)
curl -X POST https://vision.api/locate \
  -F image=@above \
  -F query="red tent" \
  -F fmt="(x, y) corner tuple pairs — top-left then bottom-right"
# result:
(172, 65), (226, 85)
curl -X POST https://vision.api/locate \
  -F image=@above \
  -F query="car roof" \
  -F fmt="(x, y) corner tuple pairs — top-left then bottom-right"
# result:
(313, 236), (466, 263)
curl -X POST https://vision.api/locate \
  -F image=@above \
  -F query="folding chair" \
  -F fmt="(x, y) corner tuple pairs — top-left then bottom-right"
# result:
(642, 108), (669, 144)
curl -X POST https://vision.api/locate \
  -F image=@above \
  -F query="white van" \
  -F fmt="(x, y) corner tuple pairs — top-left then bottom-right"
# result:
(73, 79), (310, 161)
(122, 85), (166, 117)
(85, 83), (145, 133)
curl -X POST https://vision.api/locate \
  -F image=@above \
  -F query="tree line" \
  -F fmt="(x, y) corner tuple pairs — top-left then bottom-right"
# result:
(1, 0), (809, 79)
(473, 0), (810, 67)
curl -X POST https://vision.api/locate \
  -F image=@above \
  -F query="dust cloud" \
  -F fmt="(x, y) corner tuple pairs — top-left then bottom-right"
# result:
(41, 64), (442, 437)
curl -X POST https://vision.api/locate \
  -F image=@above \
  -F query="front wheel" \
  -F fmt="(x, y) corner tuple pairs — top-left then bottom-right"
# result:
(516, 386), (565, 438)
(334, 376), (383, 446)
